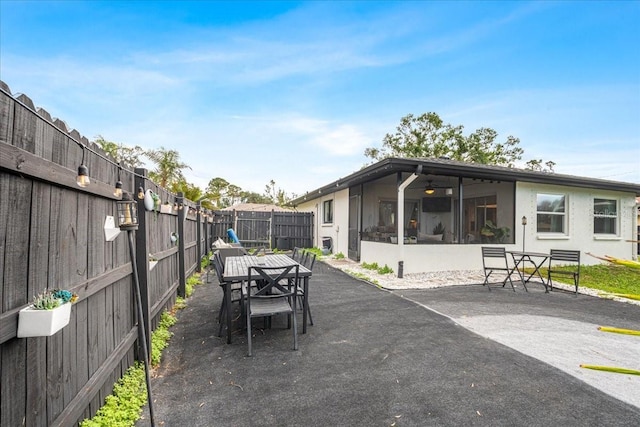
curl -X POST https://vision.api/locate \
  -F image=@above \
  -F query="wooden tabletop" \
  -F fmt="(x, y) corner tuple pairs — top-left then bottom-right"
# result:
(224, 254), (312, 282)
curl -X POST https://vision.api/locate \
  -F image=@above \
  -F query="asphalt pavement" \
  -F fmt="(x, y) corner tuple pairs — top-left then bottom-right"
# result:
(138, 261), (640, 427)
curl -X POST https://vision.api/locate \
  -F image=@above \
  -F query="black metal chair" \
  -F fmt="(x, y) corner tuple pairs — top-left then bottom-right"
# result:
(211, 254), (245, 337)
(246, 264), (299, 356)
(547, 249), (581, 295)
(295, 251), (316, 326)
(481, 247), (517, 292)
(291, 247), (303, 262)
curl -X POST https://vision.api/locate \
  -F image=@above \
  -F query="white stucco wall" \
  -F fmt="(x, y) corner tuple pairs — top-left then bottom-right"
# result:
(295, 189), (349, 255)
(515, 182), (638, 263)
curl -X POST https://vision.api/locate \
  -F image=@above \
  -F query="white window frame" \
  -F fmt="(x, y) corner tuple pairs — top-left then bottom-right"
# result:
(536, 193), (567, 235)
(322, 199), (333, 225)
(593, 198), (618, 236)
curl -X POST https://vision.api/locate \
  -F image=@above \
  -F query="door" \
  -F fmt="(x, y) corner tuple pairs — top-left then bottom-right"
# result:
(348, 194), (361, 261)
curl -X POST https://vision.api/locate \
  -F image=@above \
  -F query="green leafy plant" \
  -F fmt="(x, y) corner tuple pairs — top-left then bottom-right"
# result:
(31, 289), (78, 310)
(185, 273), (203, 298)
(362, 261), (380, 271)
(362, 261), (394, 275)
(480, 220), (510, 243)
(151, 311), (177, 366)
(377, 264), (394, 275)
(334, 252), (345, 260)
(80, 362), (147, 427)
(432, 222), (445, 235)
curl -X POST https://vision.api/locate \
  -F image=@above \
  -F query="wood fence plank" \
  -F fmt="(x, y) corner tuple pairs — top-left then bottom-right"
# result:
(25, 336), (47, 427)
(1, 339), (27, 427)
(0, 89), (15, 146)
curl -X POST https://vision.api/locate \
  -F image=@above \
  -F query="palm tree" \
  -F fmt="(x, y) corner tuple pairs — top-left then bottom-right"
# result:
(146, 146), (191, 188)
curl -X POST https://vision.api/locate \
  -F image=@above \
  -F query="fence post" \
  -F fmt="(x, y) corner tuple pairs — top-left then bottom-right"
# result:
(203, 209), (209, 260)
(196, 201), (202, 273)
(177, 192), (186, 297)
(134, 168), (152, 359)
(270, 209), (275, 249)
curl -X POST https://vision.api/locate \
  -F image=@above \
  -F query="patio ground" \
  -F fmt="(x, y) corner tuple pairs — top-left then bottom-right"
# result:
(137, 261), (640, 426)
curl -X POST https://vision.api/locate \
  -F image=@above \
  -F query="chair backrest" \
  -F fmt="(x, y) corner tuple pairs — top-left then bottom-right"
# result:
(303, 252), (316, 270)
(482, 246), (507, 258)
(291, 247), (302, 262)
(549, 249), (580, 264)
(211, 254), (225, 283)
(248, 265), (299, 298)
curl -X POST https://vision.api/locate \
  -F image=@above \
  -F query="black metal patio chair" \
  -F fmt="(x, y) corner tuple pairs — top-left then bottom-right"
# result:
(547, 249), (581, 295)
(246, 264), (300, 356)
(481, 246), (517, 292)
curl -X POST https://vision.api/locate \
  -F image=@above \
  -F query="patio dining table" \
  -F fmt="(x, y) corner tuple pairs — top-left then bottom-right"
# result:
(507, 250), (550, 292)
(222, 254), (313, 344)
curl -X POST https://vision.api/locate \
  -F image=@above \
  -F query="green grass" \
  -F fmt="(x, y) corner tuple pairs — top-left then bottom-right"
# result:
(539, 264), (640, 295)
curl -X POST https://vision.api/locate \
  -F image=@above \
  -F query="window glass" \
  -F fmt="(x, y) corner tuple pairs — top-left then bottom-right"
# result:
(323, 200), (333, 224)
(379, 201), (396, 227)
(537, 193), (565, 233)
(594, 198), (617, 234)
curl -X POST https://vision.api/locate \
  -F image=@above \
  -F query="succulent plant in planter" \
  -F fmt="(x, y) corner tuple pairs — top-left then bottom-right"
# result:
(18, 289), (78, 338)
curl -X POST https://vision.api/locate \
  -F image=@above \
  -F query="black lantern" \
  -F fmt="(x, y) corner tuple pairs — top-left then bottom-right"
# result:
(116, 192), (139, 230)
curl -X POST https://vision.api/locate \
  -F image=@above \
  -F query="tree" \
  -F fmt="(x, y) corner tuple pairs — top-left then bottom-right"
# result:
(94, 135), (145, 168)
(264, 179), (295, 206)
(241, 191), (272, 204)
(206, 177), (230, 208)
(364, 112), (528, 167)
(146, 146), (191, 188)
(525, 159), (556, 173)
(169, 178), (208, 207)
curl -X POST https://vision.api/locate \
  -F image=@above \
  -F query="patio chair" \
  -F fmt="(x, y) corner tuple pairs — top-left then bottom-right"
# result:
(481, 247), (516, 292)
(547, 249), (580, 295)
(212, 254), (245, 337)
(294, 251), (316, 326)
(291, 247), (303, 262)
(246, 264), (299, 356)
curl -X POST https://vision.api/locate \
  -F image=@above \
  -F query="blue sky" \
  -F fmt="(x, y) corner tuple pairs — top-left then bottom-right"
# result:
(1, 1), (639, 196)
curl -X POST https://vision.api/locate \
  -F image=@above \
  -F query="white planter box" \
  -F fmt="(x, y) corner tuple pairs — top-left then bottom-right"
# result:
(17, 303), (72, 338)
(160, 204), (172, 214)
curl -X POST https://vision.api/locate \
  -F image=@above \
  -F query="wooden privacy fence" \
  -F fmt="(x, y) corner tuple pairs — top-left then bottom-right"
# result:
(212, 209), (313, 250)
(0, 82), (212, 426)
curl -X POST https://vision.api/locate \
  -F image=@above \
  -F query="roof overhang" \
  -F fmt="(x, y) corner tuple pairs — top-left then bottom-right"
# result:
(291, 157), (640, 206)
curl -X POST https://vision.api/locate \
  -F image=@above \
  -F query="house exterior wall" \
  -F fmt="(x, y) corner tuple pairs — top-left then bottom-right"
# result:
(515, 182), (638, 262)
(296, 188), (349, 254)
(299, 179), (637, 275)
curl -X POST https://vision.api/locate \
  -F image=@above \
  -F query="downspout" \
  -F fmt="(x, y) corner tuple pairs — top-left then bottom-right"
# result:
(397, 165), (423, 277)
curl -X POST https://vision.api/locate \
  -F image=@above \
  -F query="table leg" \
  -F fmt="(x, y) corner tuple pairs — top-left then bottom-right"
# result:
(225, 283), (232, 344)
(302, 276), (309, 334)
(510, 255), (526, 289)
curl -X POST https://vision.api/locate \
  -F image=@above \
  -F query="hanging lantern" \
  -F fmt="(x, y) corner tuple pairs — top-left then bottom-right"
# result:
(116, 193), (139, 230)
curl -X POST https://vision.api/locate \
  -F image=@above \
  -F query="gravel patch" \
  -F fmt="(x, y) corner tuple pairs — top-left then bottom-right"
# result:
(321, 257), (640, 306)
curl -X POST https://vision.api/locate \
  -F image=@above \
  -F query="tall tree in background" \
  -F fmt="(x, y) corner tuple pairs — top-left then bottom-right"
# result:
(146, 146), (191, 188)
(241, 191), (272, 204)
(170, 178), (209, 208)
(364, 112), (530, 167)
(206, 177), (230, 208)
(264, 179), (295, 206)
(94, 135), (145, 167)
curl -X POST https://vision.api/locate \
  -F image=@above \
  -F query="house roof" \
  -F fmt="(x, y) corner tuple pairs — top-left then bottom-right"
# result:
(220, 203), (293, 212)
(291, 157), (640, 205)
